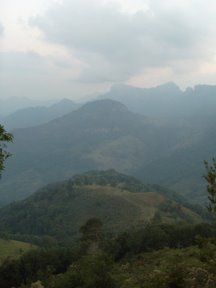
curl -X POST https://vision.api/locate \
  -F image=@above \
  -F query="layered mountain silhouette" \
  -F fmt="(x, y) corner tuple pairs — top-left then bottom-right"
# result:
(101, 82), (216, 118)
(0, 99), (180, 203)
(1, 98), (79, 130)
(0, 97), (55, 117)
(1, 82), (216, 205)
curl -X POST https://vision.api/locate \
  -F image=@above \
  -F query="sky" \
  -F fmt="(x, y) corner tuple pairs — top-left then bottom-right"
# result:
(1, 0), (216, 100)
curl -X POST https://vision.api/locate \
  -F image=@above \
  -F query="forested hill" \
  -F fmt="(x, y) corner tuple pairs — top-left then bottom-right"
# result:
(0, 170), (203, 242)
(0, 97), (214, 205)
(0, 99), (177, 203)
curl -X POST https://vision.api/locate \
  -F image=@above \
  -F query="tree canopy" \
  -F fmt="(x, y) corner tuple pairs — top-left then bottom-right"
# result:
(204, 159), (216, 213)
(0, 124), (13, 174)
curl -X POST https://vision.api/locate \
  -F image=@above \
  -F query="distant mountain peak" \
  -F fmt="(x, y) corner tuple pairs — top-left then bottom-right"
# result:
(110, 83), (135, 91)
(79, 99), (128, 113)
(51, 98), (75, 108)
(110, 82), (181, 93)
(155, 82), (181, 92)
(59, 98), (74, 104)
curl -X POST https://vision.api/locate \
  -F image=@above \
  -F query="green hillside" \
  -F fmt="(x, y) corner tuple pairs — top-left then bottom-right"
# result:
(0, 171), (203, 242)
(0, 238), (35, 264)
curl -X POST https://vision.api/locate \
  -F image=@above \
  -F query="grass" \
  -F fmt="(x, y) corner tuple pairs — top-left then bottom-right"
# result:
(0, 238), (35, 264)
(0, 183), (203, 242)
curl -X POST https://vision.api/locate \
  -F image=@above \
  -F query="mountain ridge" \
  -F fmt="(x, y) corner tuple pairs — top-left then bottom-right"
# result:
(0, 170), (203, 242)
(1, 98), (79, 130)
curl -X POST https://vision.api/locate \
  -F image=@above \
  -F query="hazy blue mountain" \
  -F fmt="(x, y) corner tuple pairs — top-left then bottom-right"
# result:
(99, 82), (182, 117)
(137, 119), (216, 203)
(1, 98), (79, 130)
(100, 82), (216, 118)
(0, 97), (214, 205)
(0, 97), (55, 117)
(0, 99), (181, 204)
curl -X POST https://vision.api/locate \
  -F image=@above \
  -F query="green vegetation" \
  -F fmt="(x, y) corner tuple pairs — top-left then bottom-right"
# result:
(0, 124), (13, 174)
(1, 90), (216, 286)
(0, 171), (204, 243)
(0, 168), (215, 287)
(72, 170), (150, 192)
(204, 158), (216, 213)
(116, 245), (216, 288)
(0, 238), (34, 264)
(1, 221), (216, 287)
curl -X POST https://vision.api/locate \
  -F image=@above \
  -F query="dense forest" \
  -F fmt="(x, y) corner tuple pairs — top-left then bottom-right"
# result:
(1, 217), (216, 287)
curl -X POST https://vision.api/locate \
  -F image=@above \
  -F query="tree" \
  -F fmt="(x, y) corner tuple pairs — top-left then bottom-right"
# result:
(0, 124), (13, 175)
(54, 253), (117, 288)
(80, 218), (103, 242)
(204, 159), (216, 213)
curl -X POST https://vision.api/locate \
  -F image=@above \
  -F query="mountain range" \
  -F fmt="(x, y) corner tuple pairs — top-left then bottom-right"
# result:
(1, 98), (79, 130)
(0, 97), (56, 117)
(100, 82), (216, 118)
(1, 99), (168, 203)
(1, 83), (216, 205)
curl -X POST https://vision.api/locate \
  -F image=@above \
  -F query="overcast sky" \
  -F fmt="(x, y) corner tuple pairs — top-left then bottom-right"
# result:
(1, 0), (216, 100)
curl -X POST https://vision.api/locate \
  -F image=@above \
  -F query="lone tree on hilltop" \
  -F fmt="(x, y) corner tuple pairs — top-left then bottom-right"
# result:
(0, 124), (13, 175)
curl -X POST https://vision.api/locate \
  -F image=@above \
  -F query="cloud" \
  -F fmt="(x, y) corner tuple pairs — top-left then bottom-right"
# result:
(0, 52), (51, 98)
(0, 22), (4, 36)
(30, 0), (216, 83)
(0, 51), (110, 99)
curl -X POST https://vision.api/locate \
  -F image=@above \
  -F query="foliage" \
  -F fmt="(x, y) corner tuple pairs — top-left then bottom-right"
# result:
(73, 170), (149, 192)
(0, 173), (203, 243)
(0, 247), (76, 288)
(0, 238), (35, 264)
(106, 222), (216, 260)
(204, 159), (216, 213)
(0, 124), (13, 174)
(30, 280), (44, 288)
(50, 253), (117, 288)
(117, 245), (216, 288)
(1, 220), (216, 287)
(80, 217), (103, 242)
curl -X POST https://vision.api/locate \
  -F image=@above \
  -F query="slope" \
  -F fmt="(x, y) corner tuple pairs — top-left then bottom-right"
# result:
(0, 239), (35, 264)
(0, 97), (214, 204)
(0, 171), (203, 242)
(136, 119), (216, 202)
(0, 99), (180, 203)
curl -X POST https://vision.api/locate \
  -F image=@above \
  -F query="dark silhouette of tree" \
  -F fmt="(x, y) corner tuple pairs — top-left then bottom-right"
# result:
(0, 124), (13, 175)
(80, 218), (103, 242)
(204, 159), (216, 213)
